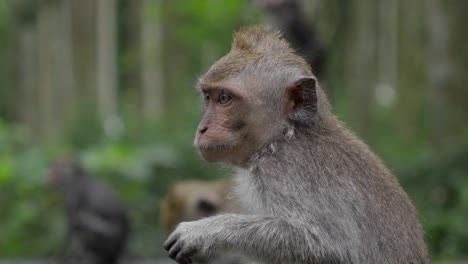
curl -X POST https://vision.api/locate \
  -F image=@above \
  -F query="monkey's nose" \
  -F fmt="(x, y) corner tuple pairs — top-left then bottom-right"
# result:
(198, 126), (208, 134)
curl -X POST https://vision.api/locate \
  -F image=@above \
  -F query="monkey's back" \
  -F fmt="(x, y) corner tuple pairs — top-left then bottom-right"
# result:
(334, 129), (428, 263)
(73, 180), (129, 263)
(237, 128), (429, 264)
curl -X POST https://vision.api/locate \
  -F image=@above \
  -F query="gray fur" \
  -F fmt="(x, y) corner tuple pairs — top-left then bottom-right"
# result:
(164, 25), (429, 264)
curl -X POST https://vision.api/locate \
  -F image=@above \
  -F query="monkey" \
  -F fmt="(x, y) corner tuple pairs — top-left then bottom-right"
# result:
(163, 25), (429, 264)
(48, 158), (130, 264)
(160, 179), (242, 264)
(255, 0), (326, 78)
(160, 179), (238, 234)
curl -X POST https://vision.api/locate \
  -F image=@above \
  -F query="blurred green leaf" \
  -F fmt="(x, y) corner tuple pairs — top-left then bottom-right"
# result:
(0, 156), (13, 182)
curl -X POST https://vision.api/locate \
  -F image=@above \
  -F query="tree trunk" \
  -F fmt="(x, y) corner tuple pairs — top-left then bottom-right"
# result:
(345, 0), (378, 140)
(96, 0), (118, 128)
(56, 0), (76, 137)
(37, 1), (58, 142)
(35, 0), (75, 143)
(16, 22), (39, 141)
(375, 0), (398, 109)
(426, 0), (451, 150)
(71, 0), (97, 106)
(140, 0), (165, 120)
(426, 0), (468, 151)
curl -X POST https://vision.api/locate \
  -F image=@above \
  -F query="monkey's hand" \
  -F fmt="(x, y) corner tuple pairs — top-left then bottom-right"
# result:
(164, 219), (218, 264)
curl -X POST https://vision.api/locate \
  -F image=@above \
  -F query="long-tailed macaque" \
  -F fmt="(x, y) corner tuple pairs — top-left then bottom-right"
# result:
(160, 179), (242, 264)
(164, 25), (429, 264)
(49, 158), (130, 264)
(160, 179), (238, 233)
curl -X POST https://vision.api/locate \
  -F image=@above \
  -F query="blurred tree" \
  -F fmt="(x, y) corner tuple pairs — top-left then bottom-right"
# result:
(71, 0), (96, 99)
(37, 0), (75, 142)
(1, 0), (468, 260)
(344, 0), (378, 139)
(117, 0), (142, 121)
(427, 0), (468, 152)
(12, 0), (40, 140)
(375, 0), (397, 110)
(140, 0), (166, 120)
(119, 0), (167, 122)
(97, 0), (119, 133)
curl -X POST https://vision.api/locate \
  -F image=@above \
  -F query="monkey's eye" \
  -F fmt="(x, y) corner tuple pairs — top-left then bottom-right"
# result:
(203, 92), (210, 102)
(218, 91), (232, 105)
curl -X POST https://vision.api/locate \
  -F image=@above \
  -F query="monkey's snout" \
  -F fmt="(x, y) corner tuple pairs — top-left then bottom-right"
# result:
(198, 126), (208, 134)
(196, 199), (218, 216)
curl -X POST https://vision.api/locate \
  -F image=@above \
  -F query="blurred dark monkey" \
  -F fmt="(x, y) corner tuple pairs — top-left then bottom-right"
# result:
(48, 158), (130, 264)
(256, 0), (326, 78)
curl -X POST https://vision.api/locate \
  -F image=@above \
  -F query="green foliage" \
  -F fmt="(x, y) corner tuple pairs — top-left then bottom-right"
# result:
(0, 115), (225, 258)
(0, 0), (13, 119)
(399, 148), (468, 260)
(0, 0), (467, 261)
(174, 0), (247, 46)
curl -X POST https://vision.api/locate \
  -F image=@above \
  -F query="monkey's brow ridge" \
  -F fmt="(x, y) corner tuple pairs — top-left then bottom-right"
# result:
(198, 84), (234, 93)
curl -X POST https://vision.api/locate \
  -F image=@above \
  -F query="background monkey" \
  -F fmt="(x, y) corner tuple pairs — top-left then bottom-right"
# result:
(255, 0), (326, 78)
(48, 158), (130, 264)
(160, 179), (238, 233)
(164, 25), (429, 264)
(160, 179), (242, 264)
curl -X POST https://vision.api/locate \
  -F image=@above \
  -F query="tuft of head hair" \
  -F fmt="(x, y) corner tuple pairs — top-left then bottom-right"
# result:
(232, 25), (292, 54)
(199, 25), (309, 84)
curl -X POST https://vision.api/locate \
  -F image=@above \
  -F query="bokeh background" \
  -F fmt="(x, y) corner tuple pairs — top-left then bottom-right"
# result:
(0, 0), (467, 261)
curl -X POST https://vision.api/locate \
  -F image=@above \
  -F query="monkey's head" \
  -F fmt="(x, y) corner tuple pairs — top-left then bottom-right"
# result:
(194, 25), (330, 167)
(160, 180), (234, 233)
(48, 158), (85, 189)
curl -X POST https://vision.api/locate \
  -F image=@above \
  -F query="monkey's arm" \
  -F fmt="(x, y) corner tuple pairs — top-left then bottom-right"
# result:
(164, 213), (344, 264)
(76, 210), (122, 236)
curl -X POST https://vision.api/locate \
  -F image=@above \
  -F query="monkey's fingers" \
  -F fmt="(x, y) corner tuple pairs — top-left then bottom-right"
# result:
(179, 259), (192, 264)
(168, 240), (181, 259)
(163, 232), (180, 251)
(175, 250), (192, 264)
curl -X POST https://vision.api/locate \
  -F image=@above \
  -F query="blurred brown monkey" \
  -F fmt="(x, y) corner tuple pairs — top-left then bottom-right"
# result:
(160, 179), (238, 234)
(160, 179), (242, 264)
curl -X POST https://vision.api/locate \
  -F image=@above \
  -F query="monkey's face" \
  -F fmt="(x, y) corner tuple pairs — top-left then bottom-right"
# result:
(194, 79), (252, 165)
(48, 159), (83, 188)
(194, 27), (320, 167)
(194, 74), (292, 166)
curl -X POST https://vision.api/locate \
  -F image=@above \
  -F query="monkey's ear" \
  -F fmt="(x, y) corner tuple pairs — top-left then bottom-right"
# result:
(287, 77), (317, 123)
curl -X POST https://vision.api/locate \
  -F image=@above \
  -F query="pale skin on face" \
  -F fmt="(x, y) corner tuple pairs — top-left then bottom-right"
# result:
(194, 79), (256, 167)
(194, 72), (299, 168)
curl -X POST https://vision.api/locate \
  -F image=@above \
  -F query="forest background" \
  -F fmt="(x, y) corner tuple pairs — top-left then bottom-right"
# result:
(0, 0), (467, 261)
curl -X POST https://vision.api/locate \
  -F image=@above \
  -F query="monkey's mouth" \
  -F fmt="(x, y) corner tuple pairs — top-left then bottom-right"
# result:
(195, 143), (238, 163)
(197, 144), (235, 152)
